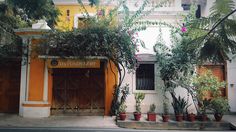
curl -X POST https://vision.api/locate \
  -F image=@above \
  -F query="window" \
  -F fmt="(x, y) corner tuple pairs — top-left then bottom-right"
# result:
(136, 64), (155, 90)
(182, 4), (201, 18)
(78, 18), (92, 28)
(66, 10), (70, 16)
(182, 4), (191, 10)
(195, 5), (201, 18)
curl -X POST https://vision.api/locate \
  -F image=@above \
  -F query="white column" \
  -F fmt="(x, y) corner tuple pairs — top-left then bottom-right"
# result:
(227, 59), (236, 112)
(43, 61), (48, 102)
(174, 0), (183, 11)
(19, 38), (29, 116)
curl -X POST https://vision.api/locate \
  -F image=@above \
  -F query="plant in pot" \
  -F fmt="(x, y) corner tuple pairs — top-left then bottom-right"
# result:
(172, 95), (189, 122)
(118, 103), (127, 121)
(193, 70), (226, 121)
(187, 112), (196, 122)
(211, 97), (230, 122)
(162, 98), (170, 122)
(198, 99), (211, 121)
(147, 104), (156, 121)
(134, 93), (145, 121)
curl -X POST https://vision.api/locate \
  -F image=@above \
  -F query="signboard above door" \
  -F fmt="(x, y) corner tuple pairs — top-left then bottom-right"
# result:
(47, 59), (100, 68)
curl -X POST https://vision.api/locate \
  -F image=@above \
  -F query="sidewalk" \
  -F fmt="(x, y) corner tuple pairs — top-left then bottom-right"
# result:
(0, 113), (235, 129)
(0, 114), (118, 128)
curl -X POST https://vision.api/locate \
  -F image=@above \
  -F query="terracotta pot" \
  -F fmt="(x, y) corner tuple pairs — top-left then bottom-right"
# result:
(214, 113), (223, 122)
(147, 113), (156, 121)
(134, 112), (141, 121)
(162, 114), (169, 122)
(119, 113), (126, 121)
(199, 114), (208, 121)
(175, 114), (183, 122)
(188, 113), (196, 122)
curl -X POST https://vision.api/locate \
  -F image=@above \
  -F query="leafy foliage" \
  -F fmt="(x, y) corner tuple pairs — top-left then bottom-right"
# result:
(211, 97), (230, 115)
(39, 25), (137, 69)
(134, 93), (145, 113)
(188, 0), (236, 62)
(118, 102), (127, 113)
(193, 70), (226, 115)
(7, 0), (60, 28)
(110, 84), (129, 116)
(148, 104), (156, 113)
(193, 70), (226, 100)
(171, 95), (189, 115)
(0, 0), (60, 61)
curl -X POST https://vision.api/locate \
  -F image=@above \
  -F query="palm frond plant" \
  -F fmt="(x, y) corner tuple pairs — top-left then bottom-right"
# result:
(188, 0), (236, 63)
(171, 95), (190, 122)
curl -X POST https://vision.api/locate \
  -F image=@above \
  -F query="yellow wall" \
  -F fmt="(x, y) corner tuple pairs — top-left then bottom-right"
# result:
(55, 4), (114, 30)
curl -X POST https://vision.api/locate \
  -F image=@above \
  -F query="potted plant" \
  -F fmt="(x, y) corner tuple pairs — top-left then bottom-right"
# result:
(119, 103), (127, 121)
(198, 99), (211, 121)
(188, 113), (196, 122)
(172, 96), (189, 122)
(147, 104), (156, 121)
(211, 97), (230, 121)
(134, 93), (145, 121)
(162, 96), (170, 122)
(193, 70), (226, 121)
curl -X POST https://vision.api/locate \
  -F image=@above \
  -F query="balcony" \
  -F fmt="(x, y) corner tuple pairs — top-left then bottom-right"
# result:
(125, 0), (183, 12)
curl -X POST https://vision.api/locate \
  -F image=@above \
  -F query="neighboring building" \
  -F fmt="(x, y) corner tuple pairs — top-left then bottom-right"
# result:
(122, 0), (236, 114)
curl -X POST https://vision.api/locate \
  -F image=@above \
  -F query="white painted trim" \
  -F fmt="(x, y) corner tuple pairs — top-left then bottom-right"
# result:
(43, 61), (48, 102)
(73, 13), (96, 28)
(23, 101), (50, 104)
(19, 38), (29, 116)
(25, 38), (32, 101)
(21, 106), (50, 118)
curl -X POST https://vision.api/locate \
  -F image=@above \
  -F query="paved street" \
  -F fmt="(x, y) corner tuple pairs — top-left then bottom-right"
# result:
(0, 127), (235, 132)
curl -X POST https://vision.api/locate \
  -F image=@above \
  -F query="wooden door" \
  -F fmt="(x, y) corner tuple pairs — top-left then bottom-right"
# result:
(51, 64), (105, 115)
(198, 65), (226, 97)
(0, 61), (21, 113)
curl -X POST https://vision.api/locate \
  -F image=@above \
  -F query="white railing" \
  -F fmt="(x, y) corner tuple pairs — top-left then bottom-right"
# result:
(147, 0), (174, 8)
(126, 0), (183, 12)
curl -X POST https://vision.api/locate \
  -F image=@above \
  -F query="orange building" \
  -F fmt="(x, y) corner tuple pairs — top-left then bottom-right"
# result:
(13, 26), (118, 117)
(0, 1), (118, 118)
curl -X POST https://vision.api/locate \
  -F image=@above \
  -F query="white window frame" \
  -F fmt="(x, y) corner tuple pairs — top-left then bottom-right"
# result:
(133, 61), (157, 94)
(73, 13), (96, 28)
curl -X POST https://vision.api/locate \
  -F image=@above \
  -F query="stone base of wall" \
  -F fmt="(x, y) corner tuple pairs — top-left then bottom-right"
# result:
(116, 114), (234, 130)
(20, 107), (50, 118)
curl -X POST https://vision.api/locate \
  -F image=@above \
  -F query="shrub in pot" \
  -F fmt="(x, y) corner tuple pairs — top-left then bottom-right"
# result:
(172, 96), (189, 122)
(133, 93), (145, 121)
(119, 103), (127, 121)
(162, 99), (170, 122)
(161, 90), (170, 122)
(198, 99), (211, 121)
(193, 70), (226, 121)
(211, 97), (230, 121)
(147, 104), (156, 121)
(188, 113), (196, 122)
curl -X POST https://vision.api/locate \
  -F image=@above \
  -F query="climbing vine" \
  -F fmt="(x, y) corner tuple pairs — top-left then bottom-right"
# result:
(37, 0), (169, 115)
